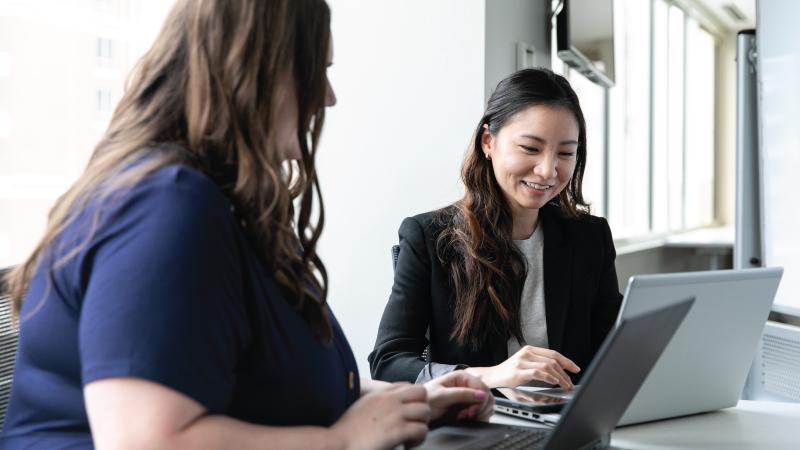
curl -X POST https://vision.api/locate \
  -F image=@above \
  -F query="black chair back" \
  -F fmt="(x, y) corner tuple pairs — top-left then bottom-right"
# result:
(0, 267), (19, 430)
(389, 246), (430, 363)
(391, 245), (400, 271)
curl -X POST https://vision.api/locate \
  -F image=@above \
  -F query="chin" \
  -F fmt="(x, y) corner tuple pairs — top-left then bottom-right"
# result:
(517, 199), (549, 210)
(280, 146), (302, 161)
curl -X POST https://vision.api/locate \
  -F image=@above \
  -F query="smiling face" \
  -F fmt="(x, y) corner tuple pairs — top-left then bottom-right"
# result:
(481, 104), (580, 230)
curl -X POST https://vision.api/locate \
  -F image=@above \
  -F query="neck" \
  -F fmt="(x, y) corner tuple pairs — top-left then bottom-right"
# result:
(512, 208), (540, 240)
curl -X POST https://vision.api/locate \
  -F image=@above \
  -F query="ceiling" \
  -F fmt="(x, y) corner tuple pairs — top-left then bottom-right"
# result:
(694, 0), (756, 31)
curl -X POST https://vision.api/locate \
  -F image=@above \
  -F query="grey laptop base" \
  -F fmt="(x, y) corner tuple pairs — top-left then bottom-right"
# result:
(416, 297), (694, 450)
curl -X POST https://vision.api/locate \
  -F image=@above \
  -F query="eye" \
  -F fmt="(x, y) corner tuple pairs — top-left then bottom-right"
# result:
(558, 151), (576, 157)
(520, 146), (540, 153)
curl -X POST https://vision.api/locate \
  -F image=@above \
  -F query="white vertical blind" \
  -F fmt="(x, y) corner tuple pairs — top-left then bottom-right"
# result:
(758, 0), (800, 315)
(684, 20), (716, 229)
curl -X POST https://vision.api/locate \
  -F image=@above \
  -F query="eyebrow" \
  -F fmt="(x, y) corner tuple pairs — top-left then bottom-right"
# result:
(520, 134), (579, 146)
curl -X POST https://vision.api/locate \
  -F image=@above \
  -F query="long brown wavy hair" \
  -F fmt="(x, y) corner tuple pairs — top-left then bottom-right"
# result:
(6, 0), (335, 342)
(437, 68), (590, 349)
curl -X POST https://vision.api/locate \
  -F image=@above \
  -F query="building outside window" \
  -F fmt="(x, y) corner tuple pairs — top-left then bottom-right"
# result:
(0, 0), (171, 267)
(96, 37), (113, 67)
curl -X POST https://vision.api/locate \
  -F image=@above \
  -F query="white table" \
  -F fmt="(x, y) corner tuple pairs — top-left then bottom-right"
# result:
(492, 400), (800, 449)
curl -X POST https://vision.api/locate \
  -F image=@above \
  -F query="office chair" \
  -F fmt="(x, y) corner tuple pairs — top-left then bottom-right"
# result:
(0, 266), (18, 430)
(391, 245), (400, 271)
(390, 246), (431, 362)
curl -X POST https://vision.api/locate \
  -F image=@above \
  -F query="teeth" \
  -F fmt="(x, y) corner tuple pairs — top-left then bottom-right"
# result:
(523, 181), (551, 190)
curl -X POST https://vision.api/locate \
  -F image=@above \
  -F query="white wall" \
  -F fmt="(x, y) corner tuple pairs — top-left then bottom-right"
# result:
(318, 0), (485, 375)
(757, 0), (800, 315)
(484, 0), (552, 99)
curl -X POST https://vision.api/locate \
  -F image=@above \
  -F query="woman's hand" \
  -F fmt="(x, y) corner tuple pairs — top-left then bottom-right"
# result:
(465, 346), (580, 389)
(424, 371), (494, 425)
(331, 383), (430, 450)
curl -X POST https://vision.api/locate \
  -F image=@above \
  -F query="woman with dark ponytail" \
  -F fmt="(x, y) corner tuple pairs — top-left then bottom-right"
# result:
(370, 68), (623, 390)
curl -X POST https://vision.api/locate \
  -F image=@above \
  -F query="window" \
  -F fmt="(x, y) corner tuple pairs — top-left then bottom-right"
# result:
(559, 0), (720, 241)
(607, 0), (652, 239)
(683, 19), (716, 229)
(652, 2), (717, 233)
(651, 0), (671, 233)
(0, 1), (172, 267)
(96, 37), (113, 67)
(569, 72), (607, 216)
(96, 89), (113, 117)
(652, 2), (688, 232)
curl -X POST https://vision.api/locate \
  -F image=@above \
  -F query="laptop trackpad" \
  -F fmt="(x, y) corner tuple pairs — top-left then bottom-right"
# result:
(415, 423), (537, 450)
(420, 429), (479, 448)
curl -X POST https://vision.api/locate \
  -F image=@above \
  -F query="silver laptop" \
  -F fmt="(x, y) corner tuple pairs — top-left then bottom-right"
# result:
(615, 267), (782, 425)
(415, 297), (695, 449)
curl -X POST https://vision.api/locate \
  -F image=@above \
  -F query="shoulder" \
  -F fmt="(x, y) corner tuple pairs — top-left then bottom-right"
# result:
(401, 205), (456, 241)
(133, 164), (230, 209)
(570, 212), (610, 231)
(543, 204), (608, 230)
(112, 164), (233, 227)
(75, 163), (240, 260)
(49, 163), (244, 311)
(541, 204), (613, 247)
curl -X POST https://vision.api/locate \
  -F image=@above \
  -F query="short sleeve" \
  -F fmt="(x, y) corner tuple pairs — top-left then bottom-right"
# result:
(78, 167), (248, 412)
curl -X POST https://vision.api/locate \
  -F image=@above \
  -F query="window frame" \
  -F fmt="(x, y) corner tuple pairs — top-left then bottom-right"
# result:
(561, 0), (725, 248)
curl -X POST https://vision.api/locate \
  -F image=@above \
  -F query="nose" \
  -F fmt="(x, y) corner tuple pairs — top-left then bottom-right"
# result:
(534, 151), (558, 179)
(325, 78), (337, 107)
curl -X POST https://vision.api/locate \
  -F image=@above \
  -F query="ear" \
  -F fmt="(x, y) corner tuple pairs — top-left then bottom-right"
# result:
(480, 124), (493, 159)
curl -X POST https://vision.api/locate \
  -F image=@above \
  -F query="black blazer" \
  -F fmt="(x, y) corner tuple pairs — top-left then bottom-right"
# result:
(368, 204), (623, 383)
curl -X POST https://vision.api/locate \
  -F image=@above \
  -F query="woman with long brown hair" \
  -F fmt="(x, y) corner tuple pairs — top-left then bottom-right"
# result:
(369, 68), (623, 390)
(1, 0), (493, 448)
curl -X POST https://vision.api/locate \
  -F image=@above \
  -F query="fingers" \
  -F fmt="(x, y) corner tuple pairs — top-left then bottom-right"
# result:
(396, 384), (428, 404)
(517, 359), (572, 388)
(391, 387), (431, 448)
(451, 392), (495, 422)
(455, 403), (481, 421)
(382, 387), (431, 447)
(518, 347), (577, 389)
(400, 402), (432, 423)
(475, 394), (495, 421)
(429, 370), (472, 388)
(552, 352), (581, 373)
(457, 391), (495, 422)
(447, 371), (490, 391)
(543, 361), (574, 390)
(431, 387), (487, 409)
(526, 346), (581, 373)
(521, 368), (559, 386)
(521, 365), (573, 390)
(397, 422), (428, 448)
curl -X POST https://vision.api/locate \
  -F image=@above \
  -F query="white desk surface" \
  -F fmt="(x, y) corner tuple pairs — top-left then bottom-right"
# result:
(491, 400), (800, 449)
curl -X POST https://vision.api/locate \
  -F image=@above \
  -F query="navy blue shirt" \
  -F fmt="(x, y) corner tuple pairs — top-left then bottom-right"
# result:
(1, 164), (360, 448)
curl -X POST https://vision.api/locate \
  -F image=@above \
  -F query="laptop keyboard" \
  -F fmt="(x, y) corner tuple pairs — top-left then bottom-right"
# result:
(488, 427), (548, 449)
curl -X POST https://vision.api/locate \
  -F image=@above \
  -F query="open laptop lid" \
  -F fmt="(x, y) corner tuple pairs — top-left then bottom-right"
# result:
(541, 297), (695, 449)
(616, 267), (782, 425)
